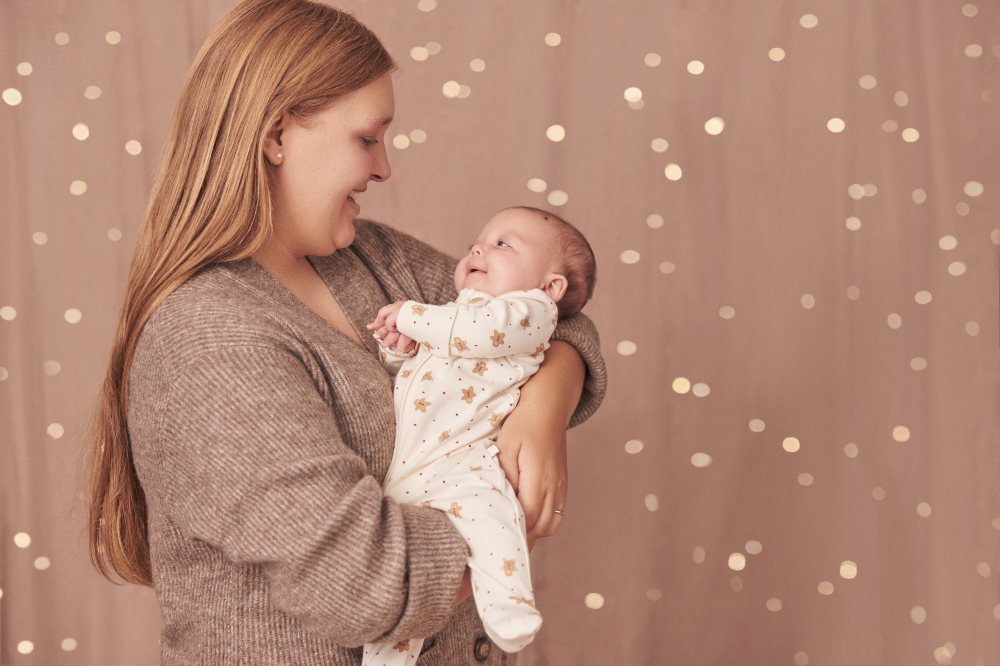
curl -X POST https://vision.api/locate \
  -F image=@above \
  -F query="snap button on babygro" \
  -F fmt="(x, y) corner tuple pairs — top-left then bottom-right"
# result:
(473, 635), (491, 661)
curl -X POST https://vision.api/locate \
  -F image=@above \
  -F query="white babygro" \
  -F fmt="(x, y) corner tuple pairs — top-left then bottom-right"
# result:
(362, 288), (558, 666)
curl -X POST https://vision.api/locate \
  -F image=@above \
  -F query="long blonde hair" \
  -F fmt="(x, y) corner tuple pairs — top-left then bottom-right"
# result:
(88, 0), (395, 586)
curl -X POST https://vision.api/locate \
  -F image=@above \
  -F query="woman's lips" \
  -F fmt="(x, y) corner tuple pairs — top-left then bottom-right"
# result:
(346, 194), (360, 214)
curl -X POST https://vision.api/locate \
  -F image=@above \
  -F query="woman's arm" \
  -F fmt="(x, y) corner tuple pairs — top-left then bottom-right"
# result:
(145, 343), (470, 646)
(494, 340), (584, 541)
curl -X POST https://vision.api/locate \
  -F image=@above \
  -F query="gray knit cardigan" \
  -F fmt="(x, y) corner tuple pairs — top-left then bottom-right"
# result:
(127, 219), (607, 665)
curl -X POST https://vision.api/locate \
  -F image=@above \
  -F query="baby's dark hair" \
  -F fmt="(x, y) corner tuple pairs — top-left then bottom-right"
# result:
(512, 206), (596, 317)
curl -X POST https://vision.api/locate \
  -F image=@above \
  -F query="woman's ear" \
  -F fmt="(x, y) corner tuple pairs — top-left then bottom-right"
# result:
(263, 113), (288, 166)
(541, 273), (568, 303)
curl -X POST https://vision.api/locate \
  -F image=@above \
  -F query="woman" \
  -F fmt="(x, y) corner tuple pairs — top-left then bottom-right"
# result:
(87, 1), (606, 664)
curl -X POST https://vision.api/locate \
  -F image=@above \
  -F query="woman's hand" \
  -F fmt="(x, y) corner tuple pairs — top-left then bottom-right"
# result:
(495, 341), (585, 544)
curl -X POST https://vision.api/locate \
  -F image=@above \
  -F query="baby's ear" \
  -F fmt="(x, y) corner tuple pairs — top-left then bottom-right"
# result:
(541, 273), (568, 303)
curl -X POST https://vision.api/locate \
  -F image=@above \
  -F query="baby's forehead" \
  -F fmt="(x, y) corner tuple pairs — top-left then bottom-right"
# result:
(485, 209), (560, 243)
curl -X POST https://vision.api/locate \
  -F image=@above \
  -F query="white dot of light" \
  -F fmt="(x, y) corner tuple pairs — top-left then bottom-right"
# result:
(620, 250), (641, 264)
(527, 178), (547, 193)
(624, 86), (643, 102)
(964, 181), (984, 197)
(624, 439), (644, 454)
(547, 189), (568, 206)
(617, 340), (637, 356)
(2, 88), (23, 106)
(690, 452), (712, 468)
(799, 14), (819, 28)
(704, 117), (725, 135)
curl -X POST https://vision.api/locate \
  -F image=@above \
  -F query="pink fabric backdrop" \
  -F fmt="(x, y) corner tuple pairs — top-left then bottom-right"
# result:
(2, 1), (998, 663)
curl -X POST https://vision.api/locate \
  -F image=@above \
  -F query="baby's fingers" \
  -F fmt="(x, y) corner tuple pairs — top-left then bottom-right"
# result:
(395, 334), (415, 354)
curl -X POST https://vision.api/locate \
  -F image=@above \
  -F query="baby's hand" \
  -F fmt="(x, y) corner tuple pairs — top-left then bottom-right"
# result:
(367, 301), (416, 354)
(367, 300), (405, 335)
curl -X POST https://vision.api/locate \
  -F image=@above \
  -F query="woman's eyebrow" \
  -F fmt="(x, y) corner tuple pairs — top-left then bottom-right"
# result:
(364, 116), (393, 130)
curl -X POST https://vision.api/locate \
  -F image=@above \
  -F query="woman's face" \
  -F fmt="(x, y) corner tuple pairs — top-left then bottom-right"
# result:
(265, 74), (394, 258)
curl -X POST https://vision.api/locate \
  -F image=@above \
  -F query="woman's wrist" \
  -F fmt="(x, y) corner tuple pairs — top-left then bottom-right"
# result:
(520, 340), (585, 426)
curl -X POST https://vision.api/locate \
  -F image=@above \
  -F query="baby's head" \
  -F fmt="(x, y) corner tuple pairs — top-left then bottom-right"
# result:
(454, 206), (596, 317)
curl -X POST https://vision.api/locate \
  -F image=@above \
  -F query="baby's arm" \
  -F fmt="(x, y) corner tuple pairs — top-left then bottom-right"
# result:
(394, 291), (558, 359)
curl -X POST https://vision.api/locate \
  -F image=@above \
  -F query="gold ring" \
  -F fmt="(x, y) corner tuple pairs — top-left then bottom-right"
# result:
(554, 508), (565, 516)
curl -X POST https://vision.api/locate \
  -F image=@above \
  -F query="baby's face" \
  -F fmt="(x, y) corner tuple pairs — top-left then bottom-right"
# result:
(454, 209), (561, 296)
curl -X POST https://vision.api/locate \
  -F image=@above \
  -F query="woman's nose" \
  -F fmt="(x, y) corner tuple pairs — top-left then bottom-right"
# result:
(370, 144), (391, 182)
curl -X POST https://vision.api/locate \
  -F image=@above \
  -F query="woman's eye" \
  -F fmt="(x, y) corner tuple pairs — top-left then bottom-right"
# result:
(361, 137), (378, 147)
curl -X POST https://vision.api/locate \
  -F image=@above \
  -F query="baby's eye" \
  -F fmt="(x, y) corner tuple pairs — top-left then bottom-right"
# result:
(496, 239), (511, 248)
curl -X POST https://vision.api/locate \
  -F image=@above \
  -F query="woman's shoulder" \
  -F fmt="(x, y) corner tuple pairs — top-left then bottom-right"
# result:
(135, 261), (290, 369)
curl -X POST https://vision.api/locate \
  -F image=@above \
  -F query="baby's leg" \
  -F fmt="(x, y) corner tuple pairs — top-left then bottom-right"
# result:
(412, 441), (542, 653)
(361, 637), (423, 666)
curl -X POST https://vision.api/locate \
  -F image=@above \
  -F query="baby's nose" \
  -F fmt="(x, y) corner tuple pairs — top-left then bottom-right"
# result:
(469, 244), (483, 256)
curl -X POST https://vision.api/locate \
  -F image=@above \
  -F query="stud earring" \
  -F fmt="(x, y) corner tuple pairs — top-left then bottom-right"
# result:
(276, 152), (283, 161)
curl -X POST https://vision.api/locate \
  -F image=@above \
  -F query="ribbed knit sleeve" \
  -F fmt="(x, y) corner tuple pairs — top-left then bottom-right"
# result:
(356, 220), (607, 428)
(152, 343), (469, 646)
(549, 310), (607, 428)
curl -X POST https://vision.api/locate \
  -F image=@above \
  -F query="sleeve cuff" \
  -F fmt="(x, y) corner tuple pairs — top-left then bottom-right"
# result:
(550, 312), (607, 428)
(382, 504), (470, 642)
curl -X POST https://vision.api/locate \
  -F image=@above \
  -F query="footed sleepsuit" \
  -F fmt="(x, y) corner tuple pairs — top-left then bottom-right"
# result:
(362, 288), (557, 666)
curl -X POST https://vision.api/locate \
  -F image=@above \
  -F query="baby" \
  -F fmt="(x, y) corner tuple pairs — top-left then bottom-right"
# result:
(361, 206), (596, 665)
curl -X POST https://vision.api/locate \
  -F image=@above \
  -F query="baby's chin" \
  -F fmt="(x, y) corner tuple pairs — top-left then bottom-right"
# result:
(456, 274), (502, 296)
